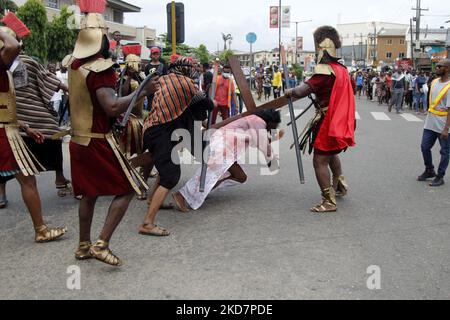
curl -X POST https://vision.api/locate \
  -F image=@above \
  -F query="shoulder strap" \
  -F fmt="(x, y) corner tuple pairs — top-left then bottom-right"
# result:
(83, 58), (116, 73)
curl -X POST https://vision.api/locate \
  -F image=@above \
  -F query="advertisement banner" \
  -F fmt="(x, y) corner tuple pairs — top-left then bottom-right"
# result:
(270, 6), (279, 29)
(296, 37), (303, 50)
(281, 6), (291, 28)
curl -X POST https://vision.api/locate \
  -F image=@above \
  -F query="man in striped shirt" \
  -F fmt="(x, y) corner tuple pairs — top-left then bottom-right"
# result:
(139, 56), (214, 236)
(0, 53), (71, 202)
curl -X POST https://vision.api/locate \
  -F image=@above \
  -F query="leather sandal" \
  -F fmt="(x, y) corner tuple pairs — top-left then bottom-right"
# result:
(75, 241), (92, 260)
(89, 240), (122, 267)
(139, 224), (171, 237)
(35, 225), (67, 243)
(311, 188), (337, 213)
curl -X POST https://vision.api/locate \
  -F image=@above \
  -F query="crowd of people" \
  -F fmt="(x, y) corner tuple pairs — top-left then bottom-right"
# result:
(1, 1), (448, 270)
(0, 5), (288, 267)
(351, 68), (437, 115)
(254, 64), (299, 102)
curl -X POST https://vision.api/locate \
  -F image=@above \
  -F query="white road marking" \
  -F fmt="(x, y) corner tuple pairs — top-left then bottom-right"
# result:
(371, 112), (391, 121)
(355, 111), (361, 120)
(400, 113), (423, 122)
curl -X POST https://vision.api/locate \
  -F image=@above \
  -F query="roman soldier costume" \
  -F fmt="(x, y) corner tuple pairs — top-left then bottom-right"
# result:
(1, 19), (66, 242)
(117, 45), (145, 158)
(61, 0), (148, 266)
(299, 29), (356, 212)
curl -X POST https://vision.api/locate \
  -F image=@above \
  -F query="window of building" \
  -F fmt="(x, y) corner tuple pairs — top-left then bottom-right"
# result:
(387, 39), (393, 45)
(113, 10), (123, 24)
(399, 52), (405, 58)
(45, 0), (59, 9)
(400, 39), (405, 45)
(104, 11), (112, 22)
(386, 52), (392, 58)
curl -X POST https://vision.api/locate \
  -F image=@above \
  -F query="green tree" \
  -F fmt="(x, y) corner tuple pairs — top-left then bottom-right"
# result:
(193, 44), (211, 64)
(159, 33), (196, 62)
(292, 63), (304, 80)
(221, 33), (232, 51)
(219, 49), (234, 63)
(47, 6), (77, 63)
(17, 0), (48, 62)
(0, 0), (18, 19)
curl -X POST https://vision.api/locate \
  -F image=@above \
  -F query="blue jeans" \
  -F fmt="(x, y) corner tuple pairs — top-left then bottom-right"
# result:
(421, 129), (450, 178)
(414, 93), (425, 112)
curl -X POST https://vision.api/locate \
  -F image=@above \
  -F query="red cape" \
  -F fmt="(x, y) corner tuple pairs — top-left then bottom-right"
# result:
(314, 62), (356, 152)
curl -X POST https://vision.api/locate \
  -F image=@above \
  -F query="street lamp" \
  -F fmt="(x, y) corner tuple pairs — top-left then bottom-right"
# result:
(291, 20), (313, 65)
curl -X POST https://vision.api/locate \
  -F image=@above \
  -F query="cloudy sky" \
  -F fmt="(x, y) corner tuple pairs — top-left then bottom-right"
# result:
(125, 0), (450, 52)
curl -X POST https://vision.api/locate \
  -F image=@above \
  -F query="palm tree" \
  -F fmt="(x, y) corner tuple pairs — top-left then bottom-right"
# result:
(222, 33), (232, 51)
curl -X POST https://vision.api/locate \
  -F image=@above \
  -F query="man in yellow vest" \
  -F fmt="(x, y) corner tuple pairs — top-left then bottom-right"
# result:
(418, 59), (450, 187)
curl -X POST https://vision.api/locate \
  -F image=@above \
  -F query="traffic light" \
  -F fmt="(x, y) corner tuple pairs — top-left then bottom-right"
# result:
(167, 2), (185, 44)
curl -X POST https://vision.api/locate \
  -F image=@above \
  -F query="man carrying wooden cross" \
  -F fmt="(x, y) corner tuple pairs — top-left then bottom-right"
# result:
(285, 26), (356, 213)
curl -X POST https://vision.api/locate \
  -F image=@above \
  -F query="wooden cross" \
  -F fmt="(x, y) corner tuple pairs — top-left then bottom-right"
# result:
(211, 53), (306, 186)
(212, 55), (297, 129)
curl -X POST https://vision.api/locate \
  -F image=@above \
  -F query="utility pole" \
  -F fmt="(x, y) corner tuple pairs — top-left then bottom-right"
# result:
(279, 0), (282, 66)
(372, 22), (377, 65)
(410, 18), (416, 69)
(412, 0), (429, 68)
(355, 33), (364, 61)
(291, 20), (312, 65)
(412, 0), (428, 41)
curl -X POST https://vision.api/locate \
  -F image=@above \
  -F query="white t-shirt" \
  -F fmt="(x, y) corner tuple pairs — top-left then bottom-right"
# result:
(424, 79), (450, 133)
(51, 71), (68, 102)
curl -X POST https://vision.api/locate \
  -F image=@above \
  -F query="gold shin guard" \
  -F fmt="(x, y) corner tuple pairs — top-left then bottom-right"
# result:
(89, 240), (122, 267)
(75, 241), (92, 260)
(333, 175), (349, 197)
(35, 225), (67, 243)
(322, 187), (337, 206)
(311, 187), (337, 213)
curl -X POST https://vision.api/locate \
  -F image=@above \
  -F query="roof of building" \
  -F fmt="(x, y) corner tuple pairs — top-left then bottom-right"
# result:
(377, 28), (408, 37)
(406, 27), (449, 35)
(107, 0), (141, 13)
(337, 22), (408, 27)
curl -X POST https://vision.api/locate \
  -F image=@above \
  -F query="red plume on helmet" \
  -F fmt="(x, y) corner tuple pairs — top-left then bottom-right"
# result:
(1, 12), (31, 39)
(170, 54), (181, 64)
(76, 0), (107, 14)
(122, 45), (142, 57)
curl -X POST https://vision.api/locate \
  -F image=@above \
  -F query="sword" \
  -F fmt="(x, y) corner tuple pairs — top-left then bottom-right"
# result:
(286, 95), (317, 126)
(199, 60), (220, 193)
(281, 47), (305, 185)
(117, 65), (162, 130)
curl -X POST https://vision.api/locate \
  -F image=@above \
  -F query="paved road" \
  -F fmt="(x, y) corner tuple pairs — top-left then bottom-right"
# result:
(1, 98), (449, 300)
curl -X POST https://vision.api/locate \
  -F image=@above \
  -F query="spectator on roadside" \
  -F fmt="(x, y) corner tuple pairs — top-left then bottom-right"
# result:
(389, 69), (406, 114)
(263, 73), (272, 101)
(356, 72), (364, 98)
(272, 65), (282, 99)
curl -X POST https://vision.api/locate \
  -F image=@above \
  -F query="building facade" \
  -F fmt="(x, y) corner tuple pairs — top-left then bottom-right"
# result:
(406, 27), (449, 70)
(337, 22), (409, 67)
(235, 49), (315, 69)
(13, 0), (156, 54)
(376, 29), (408, 65)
